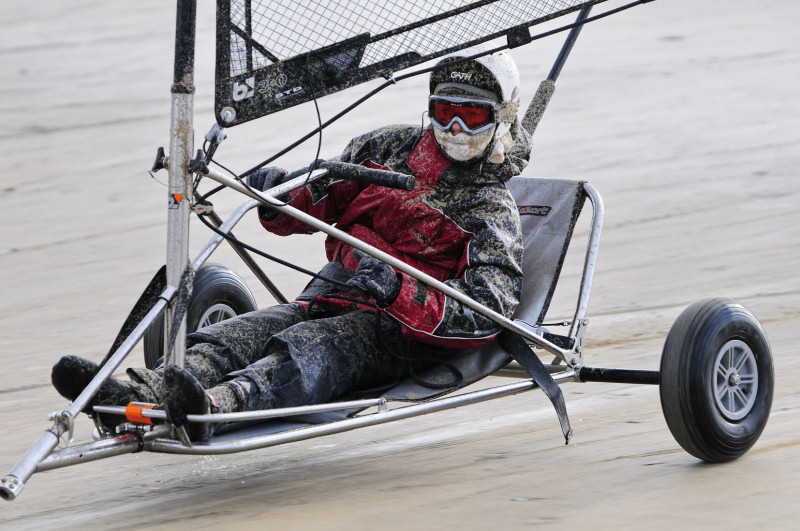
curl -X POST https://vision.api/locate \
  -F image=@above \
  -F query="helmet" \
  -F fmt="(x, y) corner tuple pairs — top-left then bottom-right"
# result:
(428, 47), (520, 164)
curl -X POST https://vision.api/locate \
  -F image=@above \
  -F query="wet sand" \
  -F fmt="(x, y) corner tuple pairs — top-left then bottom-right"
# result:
(1, 1), (798, 528)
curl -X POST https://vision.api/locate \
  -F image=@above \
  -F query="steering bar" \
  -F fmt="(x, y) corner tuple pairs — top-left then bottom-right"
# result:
(280, 160), (415, 191)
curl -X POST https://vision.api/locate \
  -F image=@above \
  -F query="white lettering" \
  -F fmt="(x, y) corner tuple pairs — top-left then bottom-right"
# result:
(450, 72), (473, 82)
(275, 86), (304, 101)
(232, 77), (255, 101)
(257, 73), (289, 94)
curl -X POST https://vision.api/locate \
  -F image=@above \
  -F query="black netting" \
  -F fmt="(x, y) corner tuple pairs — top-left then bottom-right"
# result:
(216, 0), (607, 126)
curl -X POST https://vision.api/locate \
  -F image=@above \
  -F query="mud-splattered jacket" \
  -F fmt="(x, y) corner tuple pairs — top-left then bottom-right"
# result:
(261, 124), (528, 349)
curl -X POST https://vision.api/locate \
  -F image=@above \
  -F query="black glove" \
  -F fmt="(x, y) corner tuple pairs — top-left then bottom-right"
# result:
(346, 251), (401, 308)
(248, 167), (288, 221)
(248, 166), (287, 191)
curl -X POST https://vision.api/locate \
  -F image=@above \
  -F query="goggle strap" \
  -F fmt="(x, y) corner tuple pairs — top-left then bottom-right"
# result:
(496, 100), (519, 123)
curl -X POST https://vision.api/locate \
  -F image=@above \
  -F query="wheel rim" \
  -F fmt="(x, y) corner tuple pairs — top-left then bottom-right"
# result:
(197, 303), (237, 328)
(713, 339), (758, 421)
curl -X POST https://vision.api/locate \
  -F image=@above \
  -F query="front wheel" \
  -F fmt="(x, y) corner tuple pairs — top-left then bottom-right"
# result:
(659, 298), (773, 462)
(143, 264), (258, 369)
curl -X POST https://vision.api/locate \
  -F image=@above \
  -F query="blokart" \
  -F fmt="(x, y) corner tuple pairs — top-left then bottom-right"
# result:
(1, 0), (774, 501)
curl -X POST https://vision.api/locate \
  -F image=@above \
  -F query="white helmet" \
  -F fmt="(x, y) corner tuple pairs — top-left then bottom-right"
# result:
(429, 46), (520, 164)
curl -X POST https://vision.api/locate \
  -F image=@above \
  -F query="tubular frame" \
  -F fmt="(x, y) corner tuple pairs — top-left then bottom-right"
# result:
(0, 0), (666, 502)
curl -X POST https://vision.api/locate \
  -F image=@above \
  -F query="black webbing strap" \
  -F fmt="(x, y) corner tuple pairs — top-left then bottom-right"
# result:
(499, 331), (573, 444)
(165, 265), (196, 363)
(99, 266), (167, 369)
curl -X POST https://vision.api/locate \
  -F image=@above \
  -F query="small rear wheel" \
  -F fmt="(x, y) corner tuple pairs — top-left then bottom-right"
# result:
(660, 298), (773, 462)
(143, 264), (258, 369)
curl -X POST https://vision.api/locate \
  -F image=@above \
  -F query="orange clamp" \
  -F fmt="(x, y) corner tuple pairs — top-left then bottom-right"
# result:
(125, 402), (159, 425)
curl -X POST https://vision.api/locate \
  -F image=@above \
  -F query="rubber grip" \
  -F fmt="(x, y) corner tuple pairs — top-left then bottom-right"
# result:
(321, 160), (415, 191)
(521, 79), (555, 137)
(280, 166), (318, 182)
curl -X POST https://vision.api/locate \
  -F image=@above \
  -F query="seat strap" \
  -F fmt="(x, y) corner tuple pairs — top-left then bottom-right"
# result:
(499, 331), (573, 444)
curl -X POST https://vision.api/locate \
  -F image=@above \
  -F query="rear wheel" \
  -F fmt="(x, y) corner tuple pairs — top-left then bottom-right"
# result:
(143, 264), (258, 369)
(659, 298), (773, 462)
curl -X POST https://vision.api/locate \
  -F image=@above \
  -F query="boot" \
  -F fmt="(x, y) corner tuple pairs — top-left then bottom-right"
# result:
(51, 355), (147, 430)
(162, 365), (216, 442)
(162, 365), (245, 442)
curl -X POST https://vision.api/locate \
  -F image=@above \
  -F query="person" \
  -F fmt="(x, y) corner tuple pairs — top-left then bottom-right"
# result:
(51, 48), (531, 441)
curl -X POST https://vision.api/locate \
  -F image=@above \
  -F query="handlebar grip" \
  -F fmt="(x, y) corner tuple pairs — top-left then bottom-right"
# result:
(320, 160), (415, 191)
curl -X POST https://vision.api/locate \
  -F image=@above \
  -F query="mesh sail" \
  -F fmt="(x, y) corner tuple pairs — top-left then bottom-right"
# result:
(215, 0), (606, 126)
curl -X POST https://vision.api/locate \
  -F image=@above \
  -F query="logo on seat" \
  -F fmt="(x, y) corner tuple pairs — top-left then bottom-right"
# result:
(518, 205), (551, 216)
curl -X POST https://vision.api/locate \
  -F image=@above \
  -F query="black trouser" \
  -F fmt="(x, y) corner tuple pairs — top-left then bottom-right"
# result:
(177, 303), (440, 411)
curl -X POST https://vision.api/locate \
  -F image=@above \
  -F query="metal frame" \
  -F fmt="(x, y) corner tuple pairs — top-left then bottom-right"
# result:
(1, 168), (613, 502)
(0, 0), (662, 502)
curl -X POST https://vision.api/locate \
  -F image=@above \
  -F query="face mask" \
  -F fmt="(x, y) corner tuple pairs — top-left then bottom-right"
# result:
(486, 129), (514, 164)
(433, 126), (495, 162)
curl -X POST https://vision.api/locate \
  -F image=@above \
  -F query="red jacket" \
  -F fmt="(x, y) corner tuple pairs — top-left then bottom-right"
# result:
(262, 125), (525, 349)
